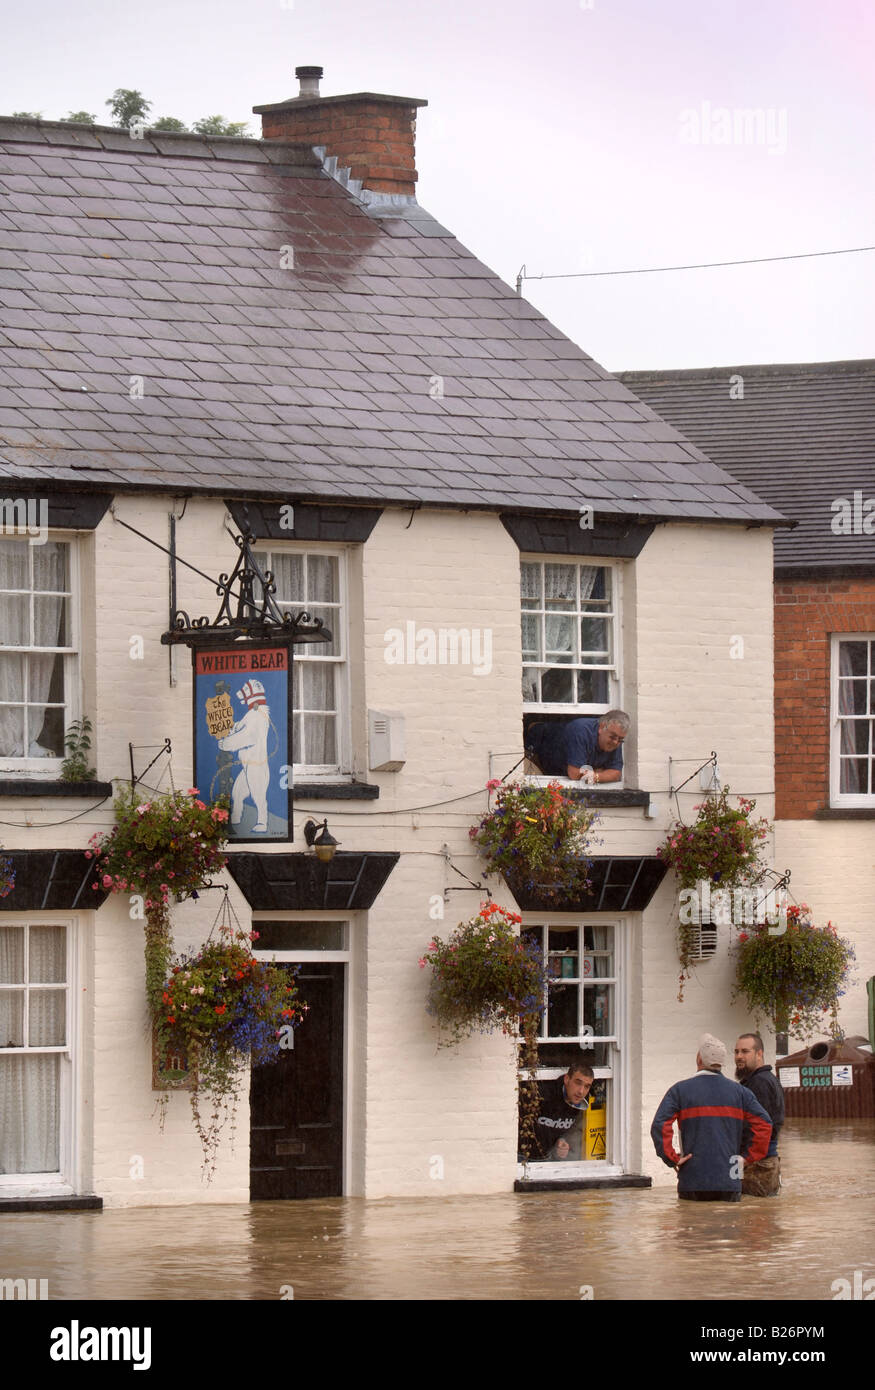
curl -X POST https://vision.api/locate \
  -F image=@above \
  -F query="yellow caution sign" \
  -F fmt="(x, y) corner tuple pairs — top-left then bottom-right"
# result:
(585, 1103), (607, 1159)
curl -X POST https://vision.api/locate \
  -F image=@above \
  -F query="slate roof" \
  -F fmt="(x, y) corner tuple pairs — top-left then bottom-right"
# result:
(0, 118), (784, 525)
(617, 361), (875, 572)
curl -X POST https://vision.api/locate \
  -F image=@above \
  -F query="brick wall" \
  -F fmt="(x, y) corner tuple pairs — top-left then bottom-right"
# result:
(775, 577), (875, 817)
(259, 98), (421, 196)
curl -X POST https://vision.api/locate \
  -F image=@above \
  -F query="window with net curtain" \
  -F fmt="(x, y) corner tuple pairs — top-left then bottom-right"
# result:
(836, 636), (875, 798)
(0, 540), (72, 765)
(253, 549), (345, 774)
(521, 561), (616, 707)
(0, 923), (68, 1175)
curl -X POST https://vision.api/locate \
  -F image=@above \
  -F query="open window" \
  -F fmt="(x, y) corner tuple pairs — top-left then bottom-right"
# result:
(520, 558), (624, 784)
(518, 919), (624, 1173)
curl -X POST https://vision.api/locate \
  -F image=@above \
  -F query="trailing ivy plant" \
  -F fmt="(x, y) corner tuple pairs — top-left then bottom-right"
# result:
(517, 1017), (543, 1164)
(732, 904), (856, 1042)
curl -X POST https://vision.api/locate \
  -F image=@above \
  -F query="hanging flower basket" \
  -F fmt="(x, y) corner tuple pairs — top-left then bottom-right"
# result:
(732, 904), (856, 1042)
(419, 901), (547, 1049)
(159, 914), (306, 1178)
(88, 785), (297, 1178)
(469, 779), (598, 907)
(656, 785), (770, 996)
(88, 786), (230, 1010)
(0, 853), (15, 900)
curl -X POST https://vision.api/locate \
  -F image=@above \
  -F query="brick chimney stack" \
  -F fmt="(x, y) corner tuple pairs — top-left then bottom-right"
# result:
(253, 66), (427, 197)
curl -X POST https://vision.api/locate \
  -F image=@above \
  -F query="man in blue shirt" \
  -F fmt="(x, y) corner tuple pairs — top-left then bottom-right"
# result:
(526, 710), (629, 784)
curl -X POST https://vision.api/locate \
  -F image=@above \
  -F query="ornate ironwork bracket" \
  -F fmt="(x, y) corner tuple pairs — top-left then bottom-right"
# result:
(160, 526), (332, 650)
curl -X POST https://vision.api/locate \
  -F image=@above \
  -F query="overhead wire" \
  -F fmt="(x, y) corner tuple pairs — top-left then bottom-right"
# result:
(516, 243), (875, 289)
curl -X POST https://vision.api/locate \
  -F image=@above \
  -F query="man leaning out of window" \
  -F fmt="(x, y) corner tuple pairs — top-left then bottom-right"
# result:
(526, 710), (629, 785)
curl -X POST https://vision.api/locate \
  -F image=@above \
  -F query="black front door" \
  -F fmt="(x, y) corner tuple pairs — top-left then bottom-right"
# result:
(250, 962), (344, 1199)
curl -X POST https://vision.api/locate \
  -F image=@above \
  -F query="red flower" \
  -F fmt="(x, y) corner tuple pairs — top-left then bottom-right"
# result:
(215, 1004), (226, 1014)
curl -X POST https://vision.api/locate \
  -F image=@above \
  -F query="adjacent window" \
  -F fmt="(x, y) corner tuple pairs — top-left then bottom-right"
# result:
(254, 548), (348, 776)
(0, 922), (71, 1177)
(521, 559), (618, 709)
(832, 635), (875, 804)
(0, 539), (76, 771)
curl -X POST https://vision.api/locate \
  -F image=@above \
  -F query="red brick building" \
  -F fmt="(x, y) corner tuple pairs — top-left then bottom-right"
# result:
(619, 360), (875, 1042)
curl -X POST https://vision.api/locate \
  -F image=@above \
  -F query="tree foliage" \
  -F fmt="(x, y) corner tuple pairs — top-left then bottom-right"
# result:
(191, 115), (250, 137)
(106, 88), (151, 127)
(11, 91), (251, 137)
(149, 116), (188, 132)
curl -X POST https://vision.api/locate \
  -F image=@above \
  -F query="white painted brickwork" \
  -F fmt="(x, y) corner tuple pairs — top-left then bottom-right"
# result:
(9, 498), (835, 1204)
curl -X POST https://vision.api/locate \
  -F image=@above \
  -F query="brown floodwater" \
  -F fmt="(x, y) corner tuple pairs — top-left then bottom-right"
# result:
(2, 1120), (872, 1301)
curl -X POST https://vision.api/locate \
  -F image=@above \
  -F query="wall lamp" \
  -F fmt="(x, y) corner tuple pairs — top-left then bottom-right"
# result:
(303, 818), (340, 863)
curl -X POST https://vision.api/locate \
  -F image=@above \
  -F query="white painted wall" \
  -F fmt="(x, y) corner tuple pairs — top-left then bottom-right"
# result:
(6, 499), (784, 1203)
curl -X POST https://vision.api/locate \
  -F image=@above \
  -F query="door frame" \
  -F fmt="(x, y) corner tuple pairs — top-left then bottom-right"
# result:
(252, 909), (357, 1197)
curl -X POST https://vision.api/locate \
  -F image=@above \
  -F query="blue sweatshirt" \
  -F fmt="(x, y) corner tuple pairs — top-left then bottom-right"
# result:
(651, 1069), (772, 1193)
(527, 717), (623, 779)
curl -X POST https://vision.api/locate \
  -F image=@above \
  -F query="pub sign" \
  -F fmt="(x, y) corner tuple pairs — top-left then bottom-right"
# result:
(193, 644), (292, 842)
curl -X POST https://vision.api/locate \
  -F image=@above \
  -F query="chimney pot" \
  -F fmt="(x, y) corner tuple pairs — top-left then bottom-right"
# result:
(295, 66), (323, 98)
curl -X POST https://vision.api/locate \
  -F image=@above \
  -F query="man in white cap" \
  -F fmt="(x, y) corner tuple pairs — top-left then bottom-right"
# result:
(218, 678), (271, 832)
(650, 1034), (772, 1201)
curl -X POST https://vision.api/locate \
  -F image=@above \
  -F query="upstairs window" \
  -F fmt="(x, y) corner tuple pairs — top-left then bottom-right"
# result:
(253, 548), (348, 777)
(832, 635), (875, 805)
(521, 560), (618, 710)
(0, 540), (75, 773)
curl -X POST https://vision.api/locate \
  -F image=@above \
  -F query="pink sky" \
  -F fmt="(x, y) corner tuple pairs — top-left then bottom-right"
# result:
(3, 0), (873, 369)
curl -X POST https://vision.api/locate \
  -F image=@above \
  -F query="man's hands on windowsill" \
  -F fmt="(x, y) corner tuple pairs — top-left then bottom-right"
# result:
(566, 765), (622, 786)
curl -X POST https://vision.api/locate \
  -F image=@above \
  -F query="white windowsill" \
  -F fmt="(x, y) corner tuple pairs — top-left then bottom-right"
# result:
(517, 1162), (624, 1179)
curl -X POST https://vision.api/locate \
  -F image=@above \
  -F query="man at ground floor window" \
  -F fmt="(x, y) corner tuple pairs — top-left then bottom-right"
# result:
(520, 1062), (594, 1160)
